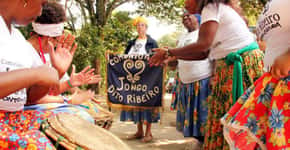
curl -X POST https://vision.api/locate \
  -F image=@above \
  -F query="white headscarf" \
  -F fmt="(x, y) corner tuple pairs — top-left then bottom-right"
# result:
(32, 22), (64, 37)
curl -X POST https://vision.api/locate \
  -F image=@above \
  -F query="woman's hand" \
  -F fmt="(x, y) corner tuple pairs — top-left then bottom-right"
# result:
(271, 51), (290, 79)
(70, 90), (95, 104)
(69, 65), (102, 87)
(148, 48), (168, 66)
(48, 34), (77, 76)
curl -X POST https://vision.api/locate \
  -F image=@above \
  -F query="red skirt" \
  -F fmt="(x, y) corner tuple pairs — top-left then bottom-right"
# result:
(221, 73), (290, 150)
(0, 110), (55, 150)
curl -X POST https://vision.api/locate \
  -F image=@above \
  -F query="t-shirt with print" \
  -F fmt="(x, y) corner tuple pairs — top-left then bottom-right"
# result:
(201, 3), (254, 60)
(0, 16), (43, 112)
(128, 39), (147, 55)
(256, 0), (290, 71)
(177, 30), (213, 83)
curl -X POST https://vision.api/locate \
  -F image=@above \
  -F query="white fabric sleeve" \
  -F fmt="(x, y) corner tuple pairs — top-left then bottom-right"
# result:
(201, 3), (220, 25)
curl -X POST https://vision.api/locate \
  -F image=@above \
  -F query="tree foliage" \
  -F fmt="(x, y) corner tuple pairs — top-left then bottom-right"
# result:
(72, 11), (134, 90)
(239, 0), (268, 25)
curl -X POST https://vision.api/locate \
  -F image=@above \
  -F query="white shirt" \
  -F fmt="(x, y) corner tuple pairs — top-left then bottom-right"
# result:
(128, 39), (147, 55)
(201, 3), (254, 60)
(0, 16), (43, 112)
(256, 0), (290, 72)
(177, 30), (213, 83)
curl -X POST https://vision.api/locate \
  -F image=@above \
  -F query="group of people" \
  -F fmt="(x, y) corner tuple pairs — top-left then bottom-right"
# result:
(148, 0), (289, 149)
(0, 0), (289, 149)
(0, 0), (108, 149)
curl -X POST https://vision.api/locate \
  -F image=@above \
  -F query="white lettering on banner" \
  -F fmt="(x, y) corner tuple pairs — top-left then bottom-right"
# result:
(108, 84), (160, 104)
(109, 54), (150, 66)
(116, 77), (148, 92)
(126, 87), (160, 104)
(108, 85), (123, 102)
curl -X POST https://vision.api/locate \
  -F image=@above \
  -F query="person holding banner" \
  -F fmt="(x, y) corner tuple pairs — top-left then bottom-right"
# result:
(120, 16), (159, 143)
(149, 0), (264, 149)
(167, 12), (212, 143)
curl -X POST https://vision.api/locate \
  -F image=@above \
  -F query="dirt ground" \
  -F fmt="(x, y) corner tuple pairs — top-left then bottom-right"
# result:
(100, 94), (202, 150)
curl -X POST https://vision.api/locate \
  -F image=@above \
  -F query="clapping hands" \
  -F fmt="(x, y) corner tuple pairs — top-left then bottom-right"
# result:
(48, 34), (77, 76)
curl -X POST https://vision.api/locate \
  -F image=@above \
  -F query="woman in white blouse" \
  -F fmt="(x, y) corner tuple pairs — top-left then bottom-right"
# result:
(149, 0), (264, 149)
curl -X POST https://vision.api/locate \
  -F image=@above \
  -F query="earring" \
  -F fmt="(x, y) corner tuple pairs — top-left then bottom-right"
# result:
(23, 0), (28, 7)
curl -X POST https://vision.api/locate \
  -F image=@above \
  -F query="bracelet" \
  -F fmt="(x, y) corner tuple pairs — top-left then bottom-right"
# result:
(63, 96), (72, 104)
(67, 80), (73, 88)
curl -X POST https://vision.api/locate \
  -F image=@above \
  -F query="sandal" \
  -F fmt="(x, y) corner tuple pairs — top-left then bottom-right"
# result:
(141, 134), (153, 143)
(126, 133), (144, 140)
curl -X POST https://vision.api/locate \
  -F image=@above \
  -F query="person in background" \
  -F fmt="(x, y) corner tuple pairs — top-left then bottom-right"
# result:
(24, 2), (108, 125)
(0, 0), (59, 149)
(149, 0), (264, 149)
(26, 2), (102, 105)
(167, 12), (212, 143)
(221, 0), (290, 149)
(120, 16), (159, 143)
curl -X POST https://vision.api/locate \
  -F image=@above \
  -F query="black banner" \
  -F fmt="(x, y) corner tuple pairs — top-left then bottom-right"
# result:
(106, 53), (164, 109)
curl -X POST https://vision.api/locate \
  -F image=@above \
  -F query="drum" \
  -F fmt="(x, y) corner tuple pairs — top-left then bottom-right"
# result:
(42, 113), (131, 150)
(81, 100), (114, 129)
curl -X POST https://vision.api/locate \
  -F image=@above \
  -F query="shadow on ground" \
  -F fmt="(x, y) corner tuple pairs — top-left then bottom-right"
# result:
(99, 94), (202, 150)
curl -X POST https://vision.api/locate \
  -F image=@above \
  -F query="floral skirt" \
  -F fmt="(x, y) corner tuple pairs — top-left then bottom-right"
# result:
(0, 110), (55, 150)
(221, 73), (290, 150)
(175, 78), (211, 137)
(170, 73), (181, 110)
(203, 49), (264, 150)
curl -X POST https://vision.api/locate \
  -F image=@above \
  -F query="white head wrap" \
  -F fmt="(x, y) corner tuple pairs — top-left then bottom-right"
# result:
(32, 22), (64, 37)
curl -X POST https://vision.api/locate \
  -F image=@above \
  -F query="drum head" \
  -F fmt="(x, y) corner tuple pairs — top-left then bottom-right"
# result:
(43, 113), (130, 150)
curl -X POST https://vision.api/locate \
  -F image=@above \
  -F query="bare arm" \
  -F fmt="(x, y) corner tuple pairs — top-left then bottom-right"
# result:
(149, 21), (218, 66)
(0, 65), (59, 99)
(170, 21), (218, 60)
(26, 95), (64, 105)
(0, 69), (38, 99)
(49, 65), (102, 95)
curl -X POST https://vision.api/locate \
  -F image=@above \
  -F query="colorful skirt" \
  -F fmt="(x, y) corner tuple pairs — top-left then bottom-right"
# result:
(120, 109), (160, 124)
(170, 73), (181, 110)
(203, 49), (264, 150)
(175, 78), (211, 137)
(221, 73), (290, 150)
(0, 110), (55, 150)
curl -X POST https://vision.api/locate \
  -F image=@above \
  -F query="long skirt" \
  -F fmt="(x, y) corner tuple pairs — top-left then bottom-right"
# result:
(0, 110), (55, 150)
(120, 109), (160, 124)
(203, 49), (264, 150)
(221, 73), (290, 150)
(170, 73), (181, 110)
(175, 78), (211, 137)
